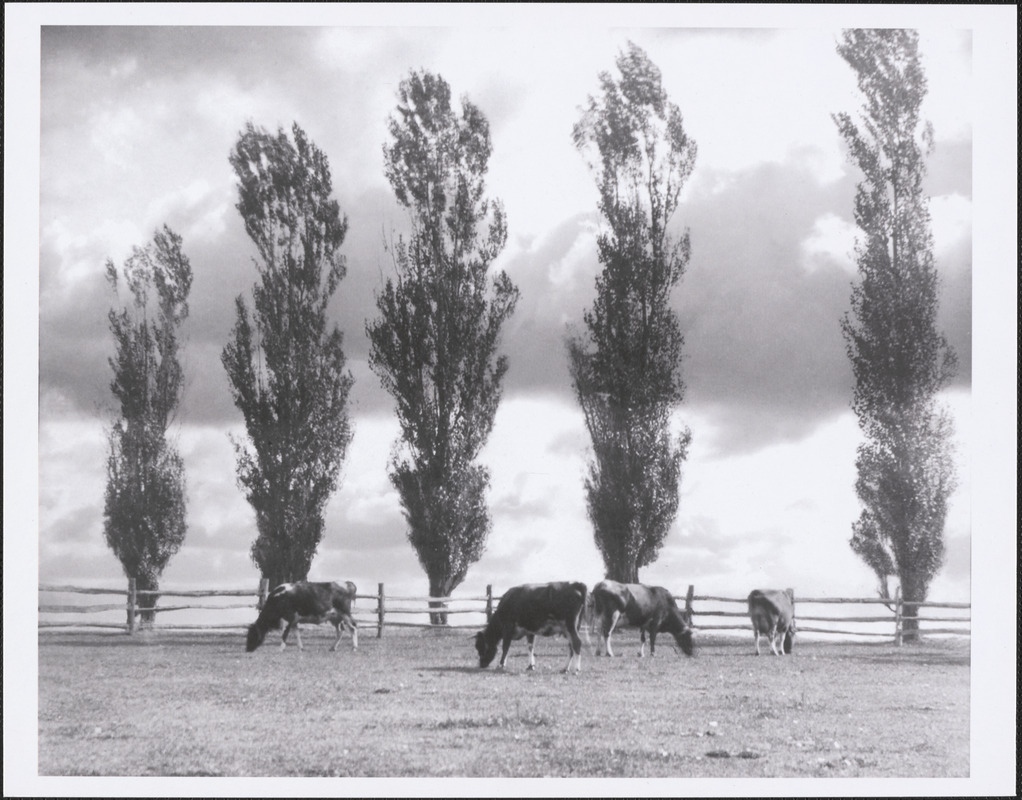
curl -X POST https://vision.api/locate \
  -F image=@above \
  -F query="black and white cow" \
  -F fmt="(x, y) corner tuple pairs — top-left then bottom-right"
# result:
(246, 581), (358, 653)
(474, 582), (588, 673)
(747, 588), (796, 656)
(592, 580), (694, 657)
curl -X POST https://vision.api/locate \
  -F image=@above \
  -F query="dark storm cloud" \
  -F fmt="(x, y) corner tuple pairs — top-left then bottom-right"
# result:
(40, 146), (972, 451)
(497, 213), (601, 400)
(678, 160), (857, 425)
(38, 269), (116, 418)
(39, 27), (972, 461)
(675, 149), (971, 455)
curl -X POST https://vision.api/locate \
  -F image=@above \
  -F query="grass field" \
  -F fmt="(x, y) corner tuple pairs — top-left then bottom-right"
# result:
(38, 627), (969, 778)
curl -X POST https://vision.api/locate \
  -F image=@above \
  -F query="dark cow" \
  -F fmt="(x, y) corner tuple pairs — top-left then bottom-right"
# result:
(474, 582), (587, 673)
(592, 580), (694, 657)
(747, 588), (796, 656)
(246, 581), (358, 653)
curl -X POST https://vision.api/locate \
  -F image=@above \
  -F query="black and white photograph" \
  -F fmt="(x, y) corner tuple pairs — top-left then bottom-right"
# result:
(4, 3), (1016, 796)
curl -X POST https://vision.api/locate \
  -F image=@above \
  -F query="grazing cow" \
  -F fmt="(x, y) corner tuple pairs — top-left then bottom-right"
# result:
(592, 580), (694, 658)
(474, 582), (588, 673)
(246, 581), (358, 653)
(748, 589), (796, 656)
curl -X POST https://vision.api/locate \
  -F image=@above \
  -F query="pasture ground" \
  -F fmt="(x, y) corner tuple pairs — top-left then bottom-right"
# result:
(38, 627), (969, 778)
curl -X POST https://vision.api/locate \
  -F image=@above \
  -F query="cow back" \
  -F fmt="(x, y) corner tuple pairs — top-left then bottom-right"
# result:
(494, 581), (586, 633)
(748, 589), (795, 626)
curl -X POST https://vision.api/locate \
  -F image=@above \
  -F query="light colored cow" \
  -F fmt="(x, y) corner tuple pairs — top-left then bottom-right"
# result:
(748, 588), (796, 656)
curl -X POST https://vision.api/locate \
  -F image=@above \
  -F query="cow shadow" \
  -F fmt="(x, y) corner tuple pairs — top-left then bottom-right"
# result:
(417, 665), (486, 675)
(418, 660), (578, 676)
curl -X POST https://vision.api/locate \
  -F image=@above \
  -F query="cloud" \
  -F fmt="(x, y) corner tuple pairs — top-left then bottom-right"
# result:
(34, 24), (975, 609)
(801, 212), (857, 274)
(930, 193), (972, 263)
(940, 534), (971, 583)
(39, 27), (973, 450)
(675, 158), (859, 452)
(496, 213), (601, 400)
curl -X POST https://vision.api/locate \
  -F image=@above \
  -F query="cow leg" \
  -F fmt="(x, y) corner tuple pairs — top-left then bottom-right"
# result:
(498, 634), (513, 669)
(648, 629), (658, 658)
(638, 629), (647, 658)
(564, 627), (582, 674)
(281, 617), (297, 650)
(602, 609), (621, 657)
(331, 615), (358, 652)
(754, 628), (761, 656)
(293, 622), (304, 651)
(770, 624), (781, 656)
(526, 635), (537, 671)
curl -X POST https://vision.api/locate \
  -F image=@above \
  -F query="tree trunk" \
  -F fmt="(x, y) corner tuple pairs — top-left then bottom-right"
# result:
(900, 604), (920, 642)
(428, 575), (451, 626)
(137, 574), (159, 628)
(262, 571), (282, 594)
(900, 576), (923, 643)
(606, 552), (639, 585)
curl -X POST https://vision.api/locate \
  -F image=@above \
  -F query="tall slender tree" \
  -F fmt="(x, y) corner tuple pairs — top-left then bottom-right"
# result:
(367, 70), (519, 623)
(104, 225), (192, 624)
(568, 42), (697, 583)
(221, 122), (355, 589)
(834, 29), (959, 639)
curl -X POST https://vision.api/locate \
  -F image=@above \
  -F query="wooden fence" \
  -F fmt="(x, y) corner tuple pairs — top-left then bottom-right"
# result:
(681, 586), (970, 645)
(38, 581), (970, 644)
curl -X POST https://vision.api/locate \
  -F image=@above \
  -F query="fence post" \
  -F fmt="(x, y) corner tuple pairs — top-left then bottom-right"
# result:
(684, 584), (694, 619)
(257, 578), (269, 611)
(126, 577), (137, 635)
(485, 584), (493, 622)
(377, 583), (385, 639)
(894, 586), (903, 647)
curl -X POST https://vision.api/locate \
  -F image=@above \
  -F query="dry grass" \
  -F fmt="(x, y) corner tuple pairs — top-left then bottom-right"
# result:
(38, 627), (969, 777)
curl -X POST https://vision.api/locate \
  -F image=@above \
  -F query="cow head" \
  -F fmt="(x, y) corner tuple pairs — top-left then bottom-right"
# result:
(675, 627), (694, 656)
(666, 606), (695, 656)
(474, 630), (497, 667)
(246, 623), (267, 652)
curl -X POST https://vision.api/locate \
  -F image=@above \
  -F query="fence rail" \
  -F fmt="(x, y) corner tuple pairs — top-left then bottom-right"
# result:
(38, 580), (970, 644)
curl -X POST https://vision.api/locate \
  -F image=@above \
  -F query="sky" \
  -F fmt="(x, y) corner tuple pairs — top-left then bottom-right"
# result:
(29, 15), (982, 610)
(5, 4), (1018, 797)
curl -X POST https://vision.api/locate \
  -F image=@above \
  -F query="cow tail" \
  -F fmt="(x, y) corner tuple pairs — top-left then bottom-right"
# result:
(573, 582), (588, 626)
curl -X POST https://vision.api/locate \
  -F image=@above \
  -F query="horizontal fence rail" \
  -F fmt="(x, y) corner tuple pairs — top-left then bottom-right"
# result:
(676, 587), (969, 645)
(39, 580), (970, 644)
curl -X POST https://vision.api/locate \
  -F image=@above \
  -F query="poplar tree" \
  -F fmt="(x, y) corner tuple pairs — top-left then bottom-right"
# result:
(834, 29), (958, 639)
(568, 42), (697, 583)
(222, 122), (355, 588)
(104, 226), (192, 623)
(367, 71), (519, 622)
